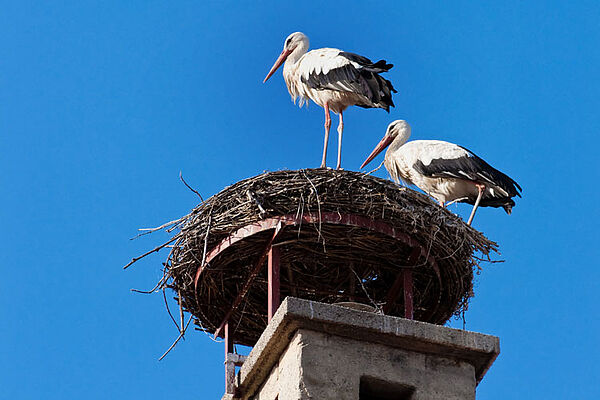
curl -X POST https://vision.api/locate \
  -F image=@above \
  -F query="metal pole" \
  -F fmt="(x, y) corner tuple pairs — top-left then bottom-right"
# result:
(224, 321), (235, 394)
(268, 246), (281, 322)
(403, 269), (414, 319)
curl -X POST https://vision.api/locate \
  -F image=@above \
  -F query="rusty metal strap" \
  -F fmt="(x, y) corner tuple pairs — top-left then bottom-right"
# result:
(194, 212), (438, 290)
(212, 222), (284, 339)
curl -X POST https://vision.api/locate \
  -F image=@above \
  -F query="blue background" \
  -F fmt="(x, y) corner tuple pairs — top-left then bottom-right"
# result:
(2, 1), (598, 398)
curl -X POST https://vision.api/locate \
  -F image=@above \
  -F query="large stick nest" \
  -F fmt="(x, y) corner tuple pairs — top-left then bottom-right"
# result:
(130, 169), (498, 347)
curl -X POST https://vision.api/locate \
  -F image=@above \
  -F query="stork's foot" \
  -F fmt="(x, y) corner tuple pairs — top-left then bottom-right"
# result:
(466, 183), (486, 226)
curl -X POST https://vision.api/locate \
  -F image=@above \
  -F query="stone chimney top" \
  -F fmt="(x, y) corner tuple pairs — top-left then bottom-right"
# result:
(225, 297), (499, 400)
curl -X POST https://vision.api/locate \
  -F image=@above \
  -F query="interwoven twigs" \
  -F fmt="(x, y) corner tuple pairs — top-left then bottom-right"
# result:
(129, 169), (499, 347)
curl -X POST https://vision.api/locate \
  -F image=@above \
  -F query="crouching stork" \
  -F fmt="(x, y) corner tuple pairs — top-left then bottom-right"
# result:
(263, 32), (396, 170)
(361, 120), (522, 225)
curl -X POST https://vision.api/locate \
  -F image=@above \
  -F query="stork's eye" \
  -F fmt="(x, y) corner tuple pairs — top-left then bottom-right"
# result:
(285, 38), (292, 47)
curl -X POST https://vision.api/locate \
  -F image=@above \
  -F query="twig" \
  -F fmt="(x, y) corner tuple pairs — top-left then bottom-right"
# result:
(365, 160), (385, 175)
(130, 218), (182, 240)
(444, 197), (469, 207)
(302, 171), (323, 243)
(123, 237), (177, 269)
(247, 190), (266, 217)
(158, 315), (193, 361)
(130, 275), (166, 294)
(163, 288), (180, 332)
(179, 171), (204, 201)
(200, 213), (212, 268)
(349, 265), (381, 313)
(178, 289), (185, 341)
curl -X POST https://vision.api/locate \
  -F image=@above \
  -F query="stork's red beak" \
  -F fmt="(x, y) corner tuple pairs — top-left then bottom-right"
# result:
(360, 134), (394, 169)
(263, 49), (292, 83)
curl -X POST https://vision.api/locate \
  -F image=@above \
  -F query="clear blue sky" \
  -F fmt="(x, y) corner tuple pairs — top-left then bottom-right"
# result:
(1, 1), (598, 399)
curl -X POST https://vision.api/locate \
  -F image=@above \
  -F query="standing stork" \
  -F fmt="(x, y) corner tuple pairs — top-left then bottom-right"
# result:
(263, 32), (396, 170)
(361, 120), (522, 225)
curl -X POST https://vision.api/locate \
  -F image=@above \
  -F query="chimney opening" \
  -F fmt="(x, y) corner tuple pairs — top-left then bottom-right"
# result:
(359, 376), (415, 400)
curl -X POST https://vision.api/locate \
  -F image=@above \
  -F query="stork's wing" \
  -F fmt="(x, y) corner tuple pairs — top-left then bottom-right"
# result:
(413, 145), (522, 198)
(298, 49), (396, 110)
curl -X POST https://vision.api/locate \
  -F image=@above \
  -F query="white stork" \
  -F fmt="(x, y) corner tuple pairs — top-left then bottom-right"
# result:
(361, 120), (522, 225)
(263, 32), (396, 170)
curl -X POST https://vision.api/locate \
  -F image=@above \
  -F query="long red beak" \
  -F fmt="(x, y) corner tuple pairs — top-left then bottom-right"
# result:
(360, 134), (394, 169)
(263, 49), (292, 83)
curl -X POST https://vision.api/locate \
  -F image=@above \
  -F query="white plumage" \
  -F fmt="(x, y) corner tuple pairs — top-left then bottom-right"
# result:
(361, 120), (522, 225)
(285, 48), (377, 112)
(264, 32), (396, 169)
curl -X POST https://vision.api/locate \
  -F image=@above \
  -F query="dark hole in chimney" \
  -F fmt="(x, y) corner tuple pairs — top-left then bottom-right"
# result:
(359, 376), (415, 400)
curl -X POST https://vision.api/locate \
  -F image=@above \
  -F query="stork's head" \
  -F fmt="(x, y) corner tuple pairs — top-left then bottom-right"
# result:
(386, 120), (411, 139)
(361, 120), (411, 169)
(263, 32), (309, 83)
(283, 32), (309, 52)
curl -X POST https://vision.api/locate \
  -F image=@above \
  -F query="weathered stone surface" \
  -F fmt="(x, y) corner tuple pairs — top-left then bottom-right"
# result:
(230, 297), (499, 400)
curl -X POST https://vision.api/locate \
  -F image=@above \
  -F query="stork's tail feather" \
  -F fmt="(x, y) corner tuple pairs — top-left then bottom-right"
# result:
(371, 59), (394, 72)
(365, 70), (396, 111)
(377, 75), (396, 111)
(360, 59), (395, 109)
(477, 197), (516, 213)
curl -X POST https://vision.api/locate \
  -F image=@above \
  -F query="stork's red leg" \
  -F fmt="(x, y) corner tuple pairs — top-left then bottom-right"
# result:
(321, 103), (331, 168)
(467, 183), (486, 225)
(336, 111), (344, 170)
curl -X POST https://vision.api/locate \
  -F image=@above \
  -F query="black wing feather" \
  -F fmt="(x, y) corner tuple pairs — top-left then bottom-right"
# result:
(300, 51), (396, 111)
(413, 147), (522, 198)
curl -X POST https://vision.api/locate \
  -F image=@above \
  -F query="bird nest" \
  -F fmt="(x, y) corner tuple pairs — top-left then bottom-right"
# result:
(128, 169), (499, 347)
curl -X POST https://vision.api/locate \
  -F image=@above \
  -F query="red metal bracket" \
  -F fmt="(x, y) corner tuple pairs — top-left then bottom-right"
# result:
(202, 212), (439, 341)
(268, 246), (281, 322)
(382, 247), (420, 316)
(213, 222), (284, 339)
(194, 212), (437, 290)
(403, 269), (414, 319)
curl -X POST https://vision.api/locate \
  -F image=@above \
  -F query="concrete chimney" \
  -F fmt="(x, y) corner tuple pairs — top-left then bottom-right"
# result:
(224, 297), (499, 400)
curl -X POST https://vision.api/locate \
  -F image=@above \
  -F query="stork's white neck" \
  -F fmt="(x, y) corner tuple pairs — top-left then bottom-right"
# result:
(284, 41), (309, 69)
